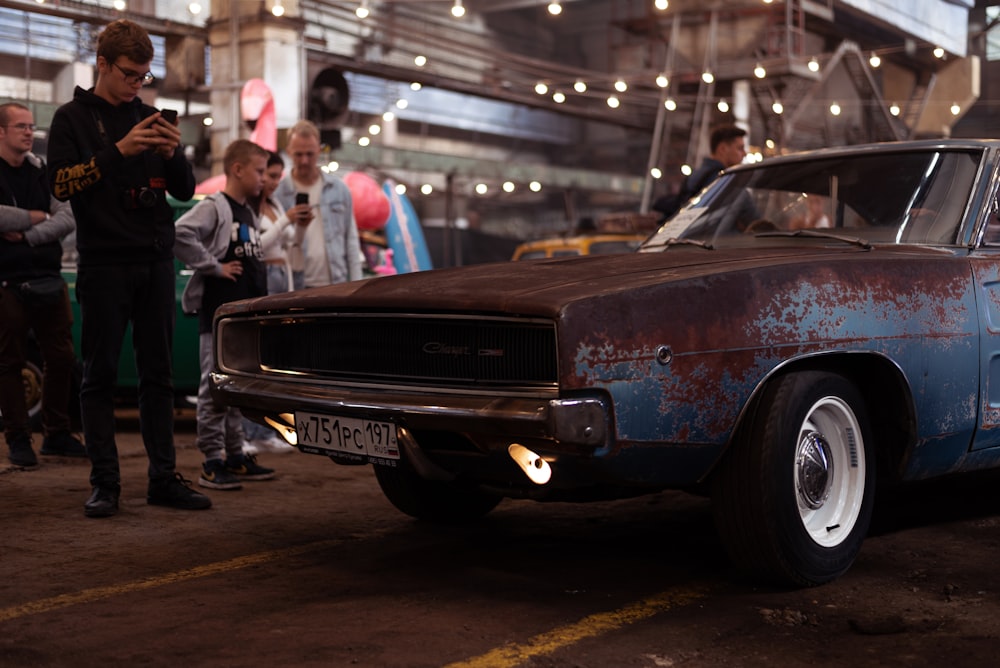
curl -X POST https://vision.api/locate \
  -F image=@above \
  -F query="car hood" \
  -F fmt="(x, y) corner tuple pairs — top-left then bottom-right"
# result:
(219, 245), (928, 319)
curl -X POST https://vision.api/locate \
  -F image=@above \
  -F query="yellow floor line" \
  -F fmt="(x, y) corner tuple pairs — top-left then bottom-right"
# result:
(443, 585), (711, 668)
(0, 538), (342, 623)
(3, 539), (709, 668)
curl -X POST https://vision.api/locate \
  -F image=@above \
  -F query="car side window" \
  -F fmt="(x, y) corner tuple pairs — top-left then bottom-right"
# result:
(984, 197), (1000, 246)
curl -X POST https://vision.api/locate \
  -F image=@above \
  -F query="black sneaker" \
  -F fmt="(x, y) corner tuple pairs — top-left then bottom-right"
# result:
(198, 459), (242, 490)
(148, 473), (213, 509)
(8, 433), (38, 468)
(84, 485), (120, 518)
(225, 453), (276, 481)
(40, 431), (87, 458)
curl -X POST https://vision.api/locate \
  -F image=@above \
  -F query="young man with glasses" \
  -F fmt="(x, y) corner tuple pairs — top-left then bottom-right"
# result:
(47, 19), (209, 517)
(0, 102), (87, 468)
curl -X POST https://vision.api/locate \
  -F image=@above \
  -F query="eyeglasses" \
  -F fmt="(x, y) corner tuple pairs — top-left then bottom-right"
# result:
(5, 123), (35, 133)
(112, 61), (155, 87)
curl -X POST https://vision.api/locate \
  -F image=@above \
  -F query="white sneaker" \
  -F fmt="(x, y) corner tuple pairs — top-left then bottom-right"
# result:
(248, 435), (295, 454)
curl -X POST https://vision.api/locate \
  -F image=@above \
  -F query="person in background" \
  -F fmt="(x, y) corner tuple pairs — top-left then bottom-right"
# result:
(0, 102), (86, 468)
(47, 19), (209, 517)
(273, 120), (362, 289)
(242, 150), (294, 455)
(652, 124), (748, 220)
(174, 139), (278, 491)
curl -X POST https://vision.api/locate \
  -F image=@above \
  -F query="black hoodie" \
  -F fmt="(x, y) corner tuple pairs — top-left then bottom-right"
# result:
(47, 86), (195, 267)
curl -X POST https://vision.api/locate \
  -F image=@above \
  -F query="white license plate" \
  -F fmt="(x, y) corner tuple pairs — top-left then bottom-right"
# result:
(295, 411), (399, 461)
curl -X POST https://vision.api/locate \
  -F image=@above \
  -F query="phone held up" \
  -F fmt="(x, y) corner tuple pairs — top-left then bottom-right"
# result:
(295, 193), (309, 206)
(160, 108), (178, 124)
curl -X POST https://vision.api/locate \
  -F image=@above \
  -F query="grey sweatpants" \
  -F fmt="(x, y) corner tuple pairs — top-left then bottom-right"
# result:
(196, 332), (245, 462)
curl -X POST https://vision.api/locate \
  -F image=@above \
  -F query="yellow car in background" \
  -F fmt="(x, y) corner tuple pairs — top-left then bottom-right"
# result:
(511, 233), (646, 261)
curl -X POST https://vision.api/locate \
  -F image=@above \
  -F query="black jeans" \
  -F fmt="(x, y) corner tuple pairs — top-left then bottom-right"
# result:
(0, 283), (75, 442)
(77, 260), (176, 488)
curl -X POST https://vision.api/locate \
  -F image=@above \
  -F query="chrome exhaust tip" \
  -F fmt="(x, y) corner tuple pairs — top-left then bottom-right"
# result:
(508, 443), (552, 485)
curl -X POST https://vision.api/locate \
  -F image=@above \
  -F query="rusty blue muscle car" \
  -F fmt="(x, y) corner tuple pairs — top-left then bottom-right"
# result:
(210, 139), (1000, 586)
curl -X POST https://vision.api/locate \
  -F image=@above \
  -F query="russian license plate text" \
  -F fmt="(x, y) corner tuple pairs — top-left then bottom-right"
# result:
(295, 411), (399, 460)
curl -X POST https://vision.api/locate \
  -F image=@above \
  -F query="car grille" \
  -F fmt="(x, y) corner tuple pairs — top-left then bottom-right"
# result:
(257, 314), (558, 390)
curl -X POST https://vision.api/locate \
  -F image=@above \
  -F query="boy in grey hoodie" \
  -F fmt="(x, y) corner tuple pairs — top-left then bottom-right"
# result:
(175, 139), (277, 491)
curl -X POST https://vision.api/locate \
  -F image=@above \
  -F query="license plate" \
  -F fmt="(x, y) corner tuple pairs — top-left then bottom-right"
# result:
(295, 411), (399, 461)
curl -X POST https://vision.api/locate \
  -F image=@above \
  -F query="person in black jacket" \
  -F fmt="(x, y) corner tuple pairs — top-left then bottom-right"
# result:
(0, 102), (86, 468)
(47, 19), (210, 517)
(652, 125), (748, 221)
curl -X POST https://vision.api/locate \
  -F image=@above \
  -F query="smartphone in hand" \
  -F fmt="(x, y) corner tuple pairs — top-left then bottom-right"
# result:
(295, 193), (309, 206)
(160, 109), (178, 124)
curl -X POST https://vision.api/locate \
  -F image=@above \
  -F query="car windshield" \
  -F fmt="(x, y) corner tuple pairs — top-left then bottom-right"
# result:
(641, 148), (982, 251)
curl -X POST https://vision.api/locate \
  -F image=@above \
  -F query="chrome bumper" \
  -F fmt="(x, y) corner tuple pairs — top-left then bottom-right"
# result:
(211, 372), (611, 449)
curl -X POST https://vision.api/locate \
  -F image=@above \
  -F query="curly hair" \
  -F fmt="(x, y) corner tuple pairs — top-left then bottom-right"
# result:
(96, 19), (154, 67)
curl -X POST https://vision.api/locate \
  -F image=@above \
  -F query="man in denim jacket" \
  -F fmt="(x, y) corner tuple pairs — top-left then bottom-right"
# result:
(273, 120), (362, 289)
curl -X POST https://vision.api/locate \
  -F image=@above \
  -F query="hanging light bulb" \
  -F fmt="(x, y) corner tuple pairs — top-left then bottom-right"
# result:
(702, 70), (714, 84)
(614, 79), (628, 92)
(808, 57), (820, 73)
(664, 97), (677, 111)
(535, 82), (549, 95)
(655, 73), (669, 88)
(889, 102), (900, 116)
(607, 95), (620, 109)
(187, 2), (202, 14)
(654, 0), (668, 9)
(451, 0), (465, 18)
(552, 91), (566, 103)
(717, 99), (729, 113)
(771, 100), (784, 114)
(271, 0), (284, 17)
(355, 0), (369, 19)
(573, 80), (587, 93)
(754, 63), (766, 79)
(869, 53), (881, 68)
(933, 46), (945, 58)
(951, 102), (961, 115)
(112, 0), (126, 10)
(414, 55), (427, 67)
(548, 0), (562, 16)
(829, 102), (841, 116)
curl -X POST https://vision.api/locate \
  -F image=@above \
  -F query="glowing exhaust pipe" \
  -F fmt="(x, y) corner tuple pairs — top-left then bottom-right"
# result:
(266, 413), (298, 446)
(508, 443), (552, 485)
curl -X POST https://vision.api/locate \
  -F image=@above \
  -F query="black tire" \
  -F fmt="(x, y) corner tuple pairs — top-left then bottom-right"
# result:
(23, 360), (44, 431)
(712, 371), (875, 587)
(373, 459), (502, 523)
(20, 352), (82, 432)
(0, 360), (44, 432)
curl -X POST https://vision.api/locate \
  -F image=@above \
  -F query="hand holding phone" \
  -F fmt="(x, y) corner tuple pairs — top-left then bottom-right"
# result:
(293, 193), (312, 225)
(160, 109), (178, 124)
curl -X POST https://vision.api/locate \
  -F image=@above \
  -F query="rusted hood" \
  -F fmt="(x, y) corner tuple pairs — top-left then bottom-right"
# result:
(216, 245), (912, 319)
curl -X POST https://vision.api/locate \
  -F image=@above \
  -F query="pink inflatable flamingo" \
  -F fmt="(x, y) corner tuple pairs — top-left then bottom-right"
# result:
(195, 78), (277, 194)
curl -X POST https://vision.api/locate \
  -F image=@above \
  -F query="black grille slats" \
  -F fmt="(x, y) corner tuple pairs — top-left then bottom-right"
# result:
(258, 315), (557, 388)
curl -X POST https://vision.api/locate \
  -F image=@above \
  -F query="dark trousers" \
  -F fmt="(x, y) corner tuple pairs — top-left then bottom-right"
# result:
(0, 283), (75, 443)
(77, 260), (176, 488)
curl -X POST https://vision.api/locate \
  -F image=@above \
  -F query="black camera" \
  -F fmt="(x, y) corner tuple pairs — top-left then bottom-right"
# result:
(123, 187), (160, 210)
